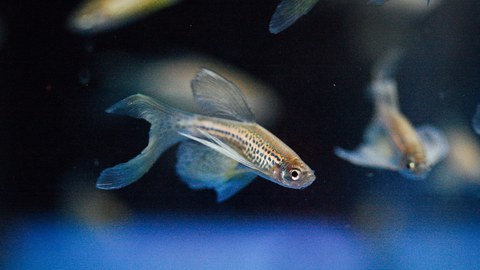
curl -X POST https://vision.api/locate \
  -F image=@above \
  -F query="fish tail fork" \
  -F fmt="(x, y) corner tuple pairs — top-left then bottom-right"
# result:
(97, 94), (186, 190)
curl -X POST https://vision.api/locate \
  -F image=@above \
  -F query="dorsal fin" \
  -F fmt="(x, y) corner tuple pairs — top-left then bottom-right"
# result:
(191, 68), (255, 122)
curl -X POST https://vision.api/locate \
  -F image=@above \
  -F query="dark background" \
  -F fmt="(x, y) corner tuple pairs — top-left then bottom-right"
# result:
(2, 0), (480, 221)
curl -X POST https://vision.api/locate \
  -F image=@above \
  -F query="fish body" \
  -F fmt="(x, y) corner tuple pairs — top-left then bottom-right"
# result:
(181, 116), (314, 189)
(98, 68), (315, 201)
(68, 0), (181, 34)
(370, 79), (430, 178)
(335, 52), (448, 179)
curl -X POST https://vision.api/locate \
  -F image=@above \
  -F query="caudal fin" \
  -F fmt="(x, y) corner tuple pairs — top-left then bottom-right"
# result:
(369, 78), (399, 112)
(369, 49), (404, 112)
(372, 48), (404, 81)
(97, 94), (186, 190)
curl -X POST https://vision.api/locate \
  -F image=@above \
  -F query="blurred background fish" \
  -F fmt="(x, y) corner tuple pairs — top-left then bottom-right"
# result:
(335, 50), (449, 179)
(269, 0), (319, 34)
(472, 104), (480, 135)
(59, 160), (133, 226)
(270, 0), (435, 34)
(68, 0), (181, 34)
(93, 52), (284, 126)
(430, 123), (480, 194)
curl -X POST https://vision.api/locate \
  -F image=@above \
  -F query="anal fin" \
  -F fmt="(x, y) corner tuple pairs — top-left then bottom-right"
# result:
(176, 141), (256, 202)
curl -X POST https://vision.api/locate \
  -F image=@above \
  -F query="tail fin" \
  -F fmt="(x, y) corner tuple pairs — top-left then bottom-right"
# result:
(369, 49), (404, 112)
(97, 94), (186, 190)
(372, 48), (404, 81)
(369, 78), (399, 112)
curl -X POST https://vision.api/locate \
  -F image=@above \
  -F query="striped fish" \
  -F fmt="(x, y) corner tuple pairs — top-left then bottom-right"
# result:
(335, 50), (448, 179)
(68, 0), (181, 34)
(97, 68), (315, 201)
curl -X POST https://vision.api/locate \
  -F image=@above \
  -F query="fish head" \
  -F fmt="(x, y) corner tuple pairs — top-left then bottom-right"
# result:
(399, 154), (431, 180)
(273, 159), (316, 189)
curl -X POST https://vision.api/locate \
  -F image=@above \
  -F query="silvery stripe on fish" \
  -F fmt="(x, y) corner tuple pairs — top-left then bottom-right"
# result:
(186, 118), (290, 174)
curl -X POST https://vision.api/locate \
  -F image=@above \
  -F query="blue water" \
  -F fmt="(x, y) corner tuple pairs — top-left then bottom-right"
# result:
(4, 215), (480, 270)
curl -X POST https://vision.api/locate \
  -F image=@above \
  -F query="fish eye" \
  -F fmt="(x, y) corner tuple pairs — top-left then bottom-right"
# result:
(289, 169), (301, 181)
(407, 161), (416, 171)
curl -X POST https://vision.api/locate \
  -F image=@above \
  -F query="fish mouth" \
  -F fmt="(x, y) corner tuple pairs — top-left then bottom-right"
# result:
(301, 171), (316, 188)
(267, 170), (316, 189)
(290, 170), (316, 189)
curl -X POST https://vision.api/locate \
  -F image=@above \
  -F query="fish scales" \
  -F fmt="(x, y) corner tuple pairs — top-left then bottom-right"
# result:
(191, 118), (285, 171)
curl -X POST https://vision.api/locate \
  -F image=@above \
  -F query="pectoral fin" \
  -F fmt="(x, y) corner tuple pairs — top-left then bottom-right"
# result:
(176, 141), (256, 202)
(416, 125), (449, 166)
(334, 145), (399, 171)
(178, 129), (258, 171)
(335, 121), (400, 170)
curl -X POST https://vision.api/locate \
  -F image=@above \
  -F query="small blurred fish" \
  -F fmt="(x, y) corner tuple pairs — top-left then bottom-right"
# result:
(472, 104), (480, 135)
(335, 51), (448, 179)
(367, 0), (430, 5)
(68, 0), (181, 34)
(433, 126), (480, 189)
(269, 0), (431, 34)
(94, 52), (284, 126)
(97, 68), (315, 202)
(269, 0), (319, 34)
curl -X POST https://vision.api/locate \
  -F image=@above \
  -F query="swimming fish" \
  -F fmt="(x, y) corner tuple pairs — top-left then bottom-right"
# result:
(68, 0), (181, 34)
(334, 51), (448, 179)
(269, 0), (431, 34)
(97, 68), (315, 201)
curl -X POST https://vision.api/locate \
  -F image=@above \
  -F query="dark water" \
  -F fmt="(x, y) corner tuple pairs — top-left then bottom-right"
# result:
(2, 0), (480, 269)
